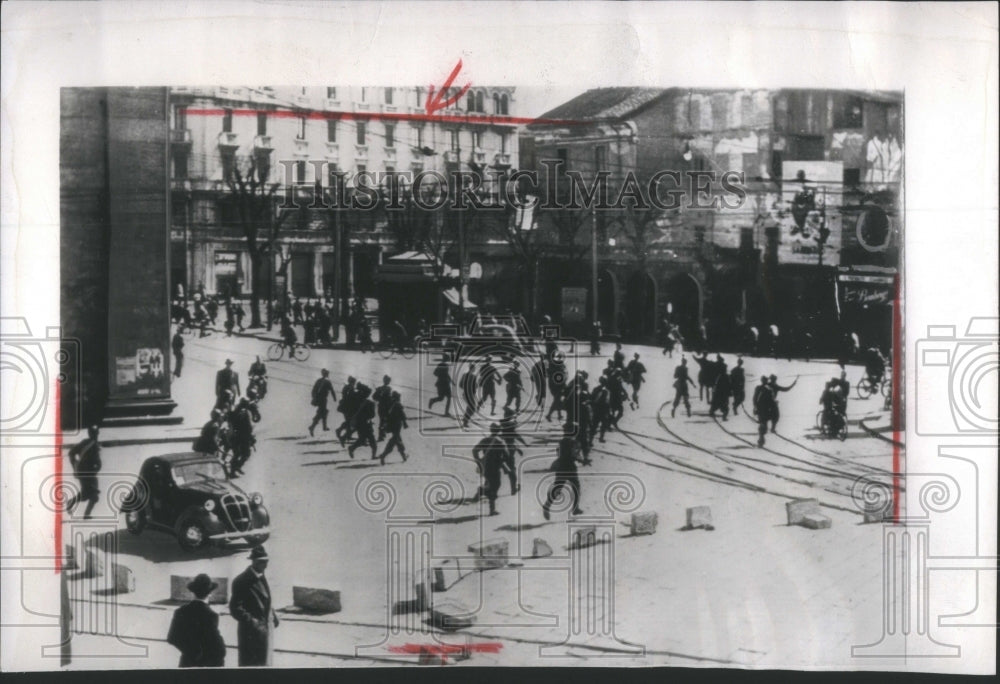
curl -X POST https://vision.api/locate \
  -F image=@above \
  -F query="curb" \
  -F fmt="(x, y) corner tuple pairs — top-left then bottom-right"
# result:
(60, 436), (197, 450)
(859, 416), (905, 449)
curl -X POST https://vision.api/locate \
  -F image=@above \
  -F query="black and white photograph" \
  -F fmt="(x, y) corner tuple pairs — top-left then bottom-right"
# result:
(1, 1), (996, 675)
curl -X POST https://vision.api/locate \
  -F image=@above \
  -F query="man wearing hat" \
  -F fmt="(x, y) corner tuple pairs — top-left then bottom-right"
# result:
(215, 359), (241, 402)
(167, 574), (226, 667)
(66, 425), (102, 519)
(230, 546), (279, 666)
(308, 369), (337, 437)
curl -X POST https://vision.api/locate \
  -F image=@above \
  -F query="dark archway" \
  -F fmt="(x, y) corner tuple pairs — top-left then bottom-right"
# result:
(665, 273), (702, 345)
(625, 271), (656, 341)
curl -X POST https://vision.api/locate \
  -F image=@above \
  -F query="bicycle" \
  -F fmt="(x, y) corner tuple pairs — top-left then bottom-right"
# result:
(818, 408), (848, 441)
(856, 374), (887, 400)
(267, 340), (311, 362)
(377, 335), (418, 360)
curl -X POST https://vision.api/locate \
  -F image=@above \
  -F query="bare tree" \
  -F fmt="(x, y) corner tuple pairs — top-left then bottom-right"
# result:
(224, 154), (292, 328)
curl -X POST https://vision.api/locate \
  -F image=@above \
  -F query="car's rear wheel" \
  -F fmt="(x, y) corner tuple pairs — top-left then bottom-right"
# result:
(177, 518), (208, 551)
(125, 509), (146, 535)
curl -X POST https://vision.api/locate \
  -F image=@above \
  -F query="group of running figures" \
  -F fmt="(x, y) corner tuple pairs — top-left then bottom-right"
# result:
(192, 357), (269, 477)
(420, 341), (650, 517)
(173, 296), (247, 338)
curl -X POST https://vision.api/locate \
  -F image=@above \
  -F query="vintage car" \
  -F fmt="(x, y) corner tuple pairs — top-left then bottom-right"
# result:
(122, 452), (270, 550)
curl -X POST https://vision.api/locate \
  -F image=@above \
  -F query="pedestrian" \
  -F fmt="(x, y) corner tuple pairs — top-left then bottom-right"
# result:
(503, 362), (523, 412)
(228, 398), (255, 476)
(612, 342), (625, 370)
(730, 357), (746, 415)
(530, 355), (547, 409)
(460, 363), (479, 428)
(545, 354), (567, 423)
(625, 353), (646, 409)
(477, 355), (498, 416)
(472, 423), (511, 516)
(499, 408), (526, 495)
(372, 375), (393, 441)
(542, 423), (584, 520)
(427, 356), (454, 417)
(229, 546), (279, 667)
(335, 376), (359, 446)
(207, 297), (219, 326)
(607, 369), (627, 428)
(193, 409), (224, 457)
(671, 357), (696, 418)
(224, 303), (235, 337)
(768, 323), (781, 358)
(293, 298), (303, 324)
(171, 330), (185, 378)
(308, 369), (337, 437)
(590, 320), (602, 356)
(590, 376), (612, 443)
(167, 573), (226, 668)
(235, 302), (245, 332)
(692, 352), (714, 403)
(752, 375), (773, 447)
(348, 384), (378, 460)
(766, 374), (798, 433)
(65, 425), (102, 519)
(378, 391), (408, 464)
(709, 357), (732, 420)
(248, 356), (268, 399)
(215, 359), (241, 402)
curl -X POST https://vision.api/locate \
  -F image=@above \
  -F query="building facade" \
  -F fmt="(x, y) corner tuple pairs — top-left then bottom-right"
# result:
(168, 85), (518, 315)
(525, 88), (902, 351)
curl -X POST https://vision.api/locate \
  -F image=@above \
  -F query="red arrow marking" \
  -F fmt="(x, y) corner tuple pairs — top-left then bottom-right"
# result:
(425, 59), (472, 116)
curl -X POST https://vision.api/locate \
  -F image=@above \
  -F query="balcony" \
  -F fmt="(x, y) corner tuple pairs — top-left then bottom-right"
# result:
(325, 142), (340, 161)
(217, 132), (240, 149)
(381, 104), (399, 114)
(443, 150), (460, 165)
(170, 178), (192, 192)
(170, 129), (192, 146)
(356, 102), (371, 112)
(294, 138), (309, 153)
(384, 147), (397, 163)
(355, 144), (369, 161)
(294, 94), (310, 107)
(325, 98), (341, 110)
(253, 135), (273, 151)
(471, 149), (487, 166)
(493, 153), (512, 169)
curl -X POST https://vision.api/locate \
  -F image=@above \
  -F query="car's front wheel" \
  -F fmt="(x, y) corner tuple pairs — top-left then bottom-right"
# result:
(125, 509), (146, 535)
(176, 518), (208, 551)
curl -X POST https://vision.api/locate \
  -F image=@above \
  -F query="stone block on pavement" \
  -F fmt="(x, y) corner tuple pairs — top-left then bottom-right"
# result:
(863, 504), (890, 524)
(800, 513), (832, 530)
(630, 511), (658, 535)
(786, 498), (821, 526)
(170, 575), (229, 604)
(293, 586), (341, 614)
(467, 539), (509, 570)
(111, 562), (135, 594)
(83, 548), (104, 577)
(532, 538), (553, 558)
(568, 525), (599, 549)
(428, 600), (476, 632)
(685, 506), (713, 530)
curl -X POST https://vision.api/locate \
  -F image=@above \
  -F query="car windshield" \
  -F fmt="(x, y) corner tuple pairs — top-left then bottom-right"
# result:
(172, 460), (226, 485)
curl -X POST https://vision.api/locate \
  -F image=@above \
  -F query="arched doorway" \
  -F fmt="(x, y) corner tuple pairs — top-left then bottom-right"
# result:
(625, 271), (656, 340)
(665, 273), (702, 345)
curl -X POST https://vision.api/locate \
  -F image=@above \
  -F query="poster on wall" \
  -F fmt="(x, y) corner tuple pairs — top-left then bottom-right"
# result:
(776, 160), (844, 266)
(561, 287), (588, 323)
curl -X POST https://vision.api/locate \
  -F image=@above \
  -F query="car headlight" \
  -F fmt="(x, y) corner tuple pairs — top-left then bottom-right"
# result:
(251, 492), (263, 506)
(203, 500), (216, 512)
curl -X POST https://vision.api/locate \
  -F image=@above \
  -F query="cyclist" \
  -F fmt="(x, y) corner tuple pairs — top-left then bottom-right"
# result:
(389, 319), (409, 351)
(819, 379), (847, 437)
(248, 356), (268, 397)
(863, 346), (887, 388)
(280, 316), (298, 352)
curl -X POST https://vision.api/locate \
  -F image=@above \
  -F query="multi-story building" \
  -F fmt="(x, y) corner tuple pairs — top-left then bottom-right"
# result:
(525, 87), (902, 350)
(168, 85), (518, 317)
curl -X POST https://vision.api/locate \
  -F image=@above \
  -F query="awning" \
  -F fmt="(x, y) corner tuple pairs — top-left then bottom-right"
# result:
(442, 286), (477, 310)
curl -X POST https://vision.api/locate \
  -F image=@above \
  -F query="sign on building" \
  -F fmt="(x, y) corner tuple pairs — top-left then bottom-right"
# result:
(777, 161), (844, 266)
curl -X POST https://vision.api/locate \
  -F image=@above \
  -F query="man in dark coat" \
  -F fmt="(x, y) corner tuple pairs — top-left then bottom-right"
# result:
(335, 376), (359, 446)
(730, 357), (746, 415)
(171, 331), (185, 378)
(228, 399), (255, 477)
(428, 357), (454, 417)
(542, 424), (585, 520)
(230, 546), (279, 667)
(167, 573), (226, 667)
(372, 375), (394, 440)
(499, 408), (527, 495)
(477, 355), (498, 416)
(348, 384), (378, 460)
(378, 391), (408, 465)
(709, 358), (732, 420)
(503, 363), (523, 412)
(66, 425), (102, 519)
(671, 357), (696, 418)
(472, 423), (511, 516)
(308, 369), (337, 437)
(625, 353), (646, 409)
(215, 359), (241, 402)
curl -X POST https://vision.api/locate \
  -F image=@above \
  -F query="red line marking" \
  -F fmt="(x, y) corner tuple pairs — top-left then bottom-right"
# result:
(55, 381), (62, 573)
(387, 642), (503, 655)
(425, 60), (473, 116)
(186, 108), (581, 127)
(891, 273), (903, 522)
